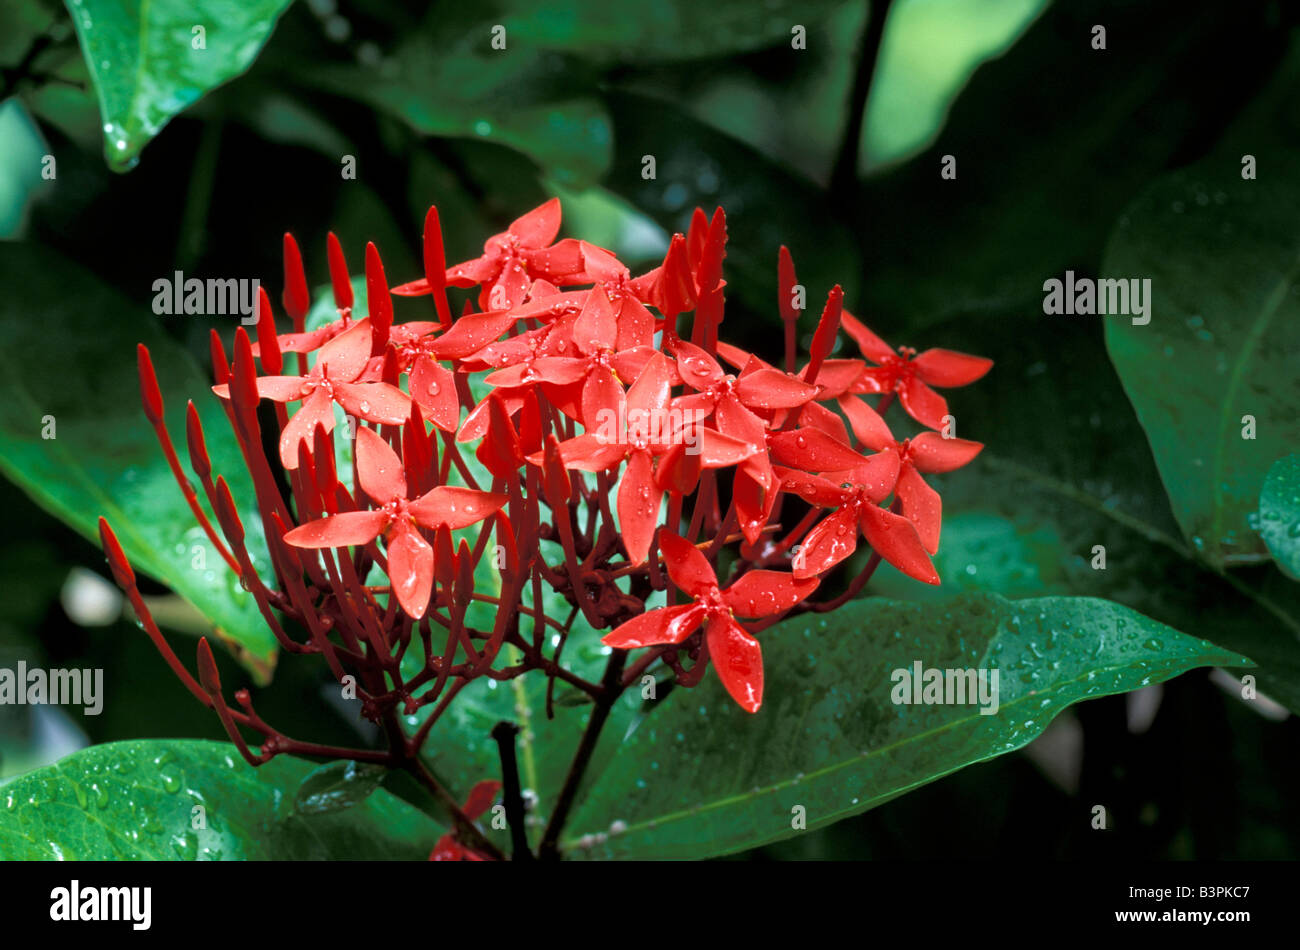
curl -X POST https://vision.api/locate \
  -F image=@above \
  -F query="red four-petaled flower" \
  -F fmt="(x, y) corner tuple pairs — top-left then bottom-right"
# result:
(284, 427), (506, 618)
(603, 533), (818, 712)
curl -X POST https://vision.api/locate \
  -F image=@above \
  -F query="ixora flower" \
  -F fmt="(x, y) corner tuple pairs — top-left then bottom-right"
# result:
(284, 428), (507, 618)
(603, 533), (818, 712)
(101, 195), (990, 859)
(393, 198), (584, 311)
(215, 318), (411, 468)
(840, 310), (992, 430)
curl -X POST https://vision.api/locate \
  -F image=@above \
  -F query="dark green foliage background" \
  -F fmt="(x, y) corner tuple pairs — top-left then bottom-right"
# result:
(1, 0), (1299, 859)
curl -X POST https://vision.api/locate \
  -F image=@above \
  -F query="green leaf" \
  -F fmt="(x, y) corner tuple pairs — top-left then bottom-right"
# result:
(1260, 455), (1300, 581)
(292, 759), (387, 816)
(67, 0), (293, 169)
(0, 99), (52, 239)
(0, 740), (443, 859)
(1101, 41), (1300, 568)
(855, 0), (1284, 333)
(0, 242), (277, 678)
(862, 304), (1300, 713)
(864, 0), (1047, 169)
(307, 35), (611, 188)
(561, 593), (1248, 859)
(498, 0), (843, 63)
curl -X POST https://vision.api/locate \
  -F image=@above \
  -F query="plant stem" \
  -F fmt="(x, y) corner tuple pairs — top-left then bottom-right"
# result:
(404, 754), (506, 862)
(490, 721), (533, 861)
(829, 0), (895, 197)
(537, 649), (627, 860)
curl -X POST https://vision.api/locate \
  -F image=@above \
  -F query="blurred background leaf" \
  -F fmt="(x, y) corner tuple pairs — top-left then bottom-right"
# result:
(1260, 455), (1300, 581)
(1102, 38), (1300, 569)
(65, 0), (293, 169)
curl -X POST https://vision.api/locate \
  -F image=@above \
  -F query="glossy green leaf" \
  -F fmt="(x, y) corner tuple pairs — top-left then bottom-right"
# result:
(1260, 455), (1300, 581)
(864, 305), (1300, 713)
(562, 592), (1248, 859)
(498, 0), (842, 62)
(67, 0), (293, 169)
(0, 243), (277, 677)
(292, 759), (387, 816)
(0, 99), (52, 239)
(1101, 42), (1300, 568)
(308, 36), (611, 188)
(864, 0), (1047, 169)
(0, 740), (442, 859)
(855, 0), (1282, 333)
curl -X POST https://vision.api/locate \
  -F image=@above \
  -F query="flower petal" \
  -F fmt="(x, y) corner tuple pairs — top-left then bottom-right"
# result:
(695, 426), (760, 469)
(408, 486), (508, 530)
(907, 433), (984, 473)
(429, 310), (518, 360)
(733, 462), (774, 546)
(835, 449), (902, 504)
(573, 284), (619, 354)
(840, 309), (896, 364)
(774, 468), (847, 508)
(894, 463), (942, 554)
(334, 382), (412, 425)
(549, 433), (626, 472)
(673, 340), (725, 390)
(284, 510), (388, 548)
(616, 297), (656, 352)
(355, 426), (407, 503)
(911, 348), (993, 388)
(723, 571), (818, 617)
(625, 351), (673, 418)
(461, 780), (503, 821)
(508, 197), (562, 247)
(898, 377), (950, 430)
(618, 450), (663, 566)
(735, 368), (818, 410)
(409, 357), (461, 433)
(523, 238), (585, 279)
(579, 242), (627, 283)
(254, 375), (311, 402)
(706, 616), (764, 713)
(386, 520), (434, 619)
(793, 506), (859, 578)
(279, 388), (335, 469)
(659, 531), (718, 598)
(603, 603), (706, 649)
(714, 394), (766, 450)
(797, 401), (850, 444)
(805, 359), (865, 398)
(837, 395), (895, 451)
(769, 428), (869, 473)
(316, 318), (373, 382)
(581, 366), (623, 431)
(859, 503), (939, 585)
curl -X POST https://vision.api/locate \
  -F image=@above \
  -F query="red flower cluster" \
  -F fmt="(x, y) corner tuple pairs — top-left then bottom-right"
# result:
(99, 198), (988, 851)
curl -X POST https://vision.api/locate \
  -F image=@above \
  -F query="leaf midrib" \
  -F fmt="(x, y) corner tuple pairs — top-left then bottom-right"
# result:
(563, 645), (1237, 853)
(1207, 242), (1300, 553)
